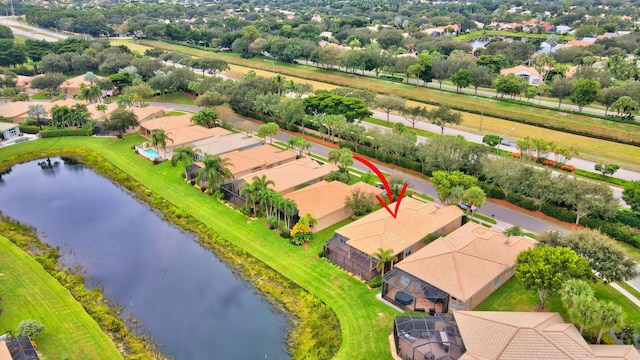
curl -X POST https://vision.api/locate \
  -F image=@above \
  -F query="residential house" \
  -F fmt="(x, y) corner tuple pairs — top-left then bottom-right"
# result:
(59, 74), (105, 97)
(138, 114), (232, 159)
(324, 198), (464, 281)
(191, 133), (263, 159)
(129, 106), (165, 122)
(220, 157), (338, 207)
(0, 101), (33, 122)
(284, 180), (384, 232)
(393, 312), (640, 360)
(221, 145), (297, 178)
(0, 122), (21, 141)
(382, 222), (534, 313)
(500, 65), (542, 85)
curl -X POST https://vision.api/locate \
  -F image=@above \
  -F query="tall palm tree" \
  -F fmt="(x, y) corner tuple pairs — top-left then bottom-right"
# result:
(568, 294), (599, 334)
(96, 104), (108, 116)
(596, 301), (624, 344)
(280, 198), (298, 229)
(462, 186), (486, 217)
(86, 84), (102, 103)
(240, 181), (260, 214)
(170, 146), (199, 179)
(560, 279), (594, 309)
(130, 93), (144, 107)
(373, 248), (397, 279)
(196, 155), (234, 191)
(151, 129), (173, 160)
(241, 176), (274, 215)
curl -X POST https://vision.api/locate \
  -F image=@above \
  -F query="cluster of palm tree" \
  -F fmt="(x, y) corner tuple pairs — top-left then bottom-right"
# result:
(76, 82), (103, 104)
(561, 279), (626, 344)
(151, 129), (172, 160)
(50, 103), (90, 128)
(170, 146), (234, 193)
(240, 175), (298, 229)
(516, 136), (578, 164)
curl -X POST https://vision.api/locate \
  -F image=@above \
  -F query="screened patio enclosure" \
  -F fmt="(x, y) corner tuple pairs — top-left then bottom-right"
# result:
(394, 315), (465, 360)
(324, 234), (379, 281)
(383, 268), (450, 313)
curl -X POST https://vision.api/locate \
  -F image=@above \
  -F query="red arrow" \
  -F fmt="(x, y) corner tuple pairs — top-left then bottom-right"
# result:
(353, 156), (408, 219)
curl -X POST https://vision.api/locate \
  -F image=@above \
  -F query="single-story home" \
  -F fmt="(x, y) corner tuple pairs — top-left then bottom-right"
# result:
(324, 198), (464, 281)
(0, 122), (21, 141)
(382, 222), (535, 313)
(129, 105), (165, 122)
(220, 157), (338, 206)
(0, 101), (33, 122)
(191, 133), (263, 159)
(393, 312), (640, 360)
(500, 65), (542, 85)
(284, 180), (384, 232)
(221, 145), (297, 178)
(59, 74), (107, 97)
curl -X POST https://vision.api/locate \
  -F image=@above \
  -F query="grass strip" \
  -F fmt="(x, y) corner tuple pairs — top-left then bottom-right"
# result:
(0, 136), (398, 360)
(575, 169), (630, 188)
(0, 234), (122, 359)
(616, 282), (640, 301)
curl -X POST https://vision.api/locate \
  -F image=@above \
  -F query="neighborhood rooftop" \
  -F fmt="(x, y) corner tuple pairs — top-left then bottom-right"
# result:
(238, 157), (338, 193)
(337, 197), (464, 256)
(190, 133), (263, 157)
(222, 144), (297, 177)
(454, 311), (640, 360)
(396, 222), (535, 302)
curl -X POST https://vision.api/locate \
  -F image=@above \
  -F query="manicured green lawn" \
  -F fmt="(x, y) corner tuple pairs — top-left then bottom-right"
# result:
(0, 235), (121, 359)
(0, 136), (398, 360)
(617, 282), (640, 302)
(30, 92), (50, 100)
(476, 276), (640, 326)
(147, 91), (195, 105)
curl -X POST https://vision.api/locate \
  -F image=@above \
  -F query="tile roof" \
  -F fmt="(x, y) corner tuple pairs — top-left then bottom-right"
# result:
(567, 39), (593, 47)
(337, 197), (463, 256)
(239, 157), (338, 193)
(455, 311), (640, 360)
(129, 105), (164, 120)
(396, 222), (535, 301)
(285, 180), (384, 219)
(139, 114), (194, 131)
(0, 101), (33, 119)
(167, 126), (231, 147)
(222, 145), (296, 177)
(500, 65), (541, 78)
(191, 133), (263, 156)
(60, 74), (106, 89)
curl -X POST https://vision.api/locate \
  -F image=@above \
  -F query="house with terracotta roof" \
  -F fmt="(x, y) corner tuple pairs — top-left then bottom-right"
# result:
(137, 114), (232, 159)
(220, 157), (338, 206)
(382, 222), (535, 313)
(393, 312), (640, 360)
(500, 65), (542, 85)
(0, 101), (34, 122)
(324, 198), (464, 281)
(221, 145), (297, 178)
(284, 180), (384, 232)
(59, 74), (107, 97)
(129, 105), (165, 122)
(567, 39), (596, 47)
(191, 133), (263, 159)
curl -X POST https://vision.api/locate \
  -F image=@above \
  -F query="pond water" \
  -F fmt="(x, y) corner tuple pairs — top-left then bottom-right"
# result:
(468, 39), (489, 50)
(0, 158), (290, 360)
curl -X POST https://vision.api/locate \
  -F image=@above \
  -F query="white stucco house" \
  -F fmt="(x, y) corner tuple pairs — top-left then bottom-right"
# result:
(500, 65), (542, 85)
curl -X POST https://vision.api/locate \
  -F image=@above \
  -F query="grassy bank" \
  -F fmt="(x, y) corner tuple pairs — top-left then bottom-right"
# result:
(0, 234), (122, 359)
(124, 39), (640, 168)
(0, 136), (398, 360)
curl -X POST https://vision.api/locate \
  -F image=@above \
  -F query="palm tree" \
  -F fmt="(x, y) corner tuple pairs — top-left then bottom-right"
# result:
(96, 104), (108, 116)
(560, 279), (594, 309)
(568, 294), (599, 334)
(170, 146), (199, 179)
(192, 107), (220, 128)
(373, 248), (397, 279)
(462, 186), (486, 217)
(151, 129), (173, 160)
(241, 175), (274, 215)
(196, 155), (234, 191)
(596, 301), (625, 344)
(280, 198), (298, 229)
(298, 213), (318, 231)
(86, 84), (102, 103)
(240, 181), (260, 214)
(271, 74), (286, 95)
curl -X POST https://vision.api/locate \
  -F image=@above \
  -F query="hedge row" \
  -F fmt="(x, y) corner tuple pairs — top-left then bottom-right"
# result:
(580, 216), (640, 247)
(19, 125), (40, 134)
(506, 192), (536, 211)
(40, 128), (93, 138)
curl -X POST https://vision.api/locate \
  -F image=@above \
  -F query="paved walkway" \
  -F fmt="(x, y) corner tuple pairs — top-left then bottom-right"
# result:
(610, 283), (640, 307)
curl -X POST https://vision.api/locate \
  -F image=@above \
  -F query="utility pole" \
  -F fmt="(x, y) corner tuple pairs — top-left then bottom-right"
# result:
(10, 0), (15, 16)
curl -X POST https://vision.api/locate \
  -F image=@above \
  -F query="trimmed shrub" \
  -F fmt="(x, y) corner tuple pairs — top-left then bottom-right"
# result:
(16, 319), (45, 338)
(541, 203), (577, 223)
(479, 181), (506, 199)
(367, 274), (382, 288)
(40, 128), (93, 138)
(506, 193), (536, 211)
(615, 210), (640, 230)
(19, 125), (40, 134)
(560, 164), (576, 172)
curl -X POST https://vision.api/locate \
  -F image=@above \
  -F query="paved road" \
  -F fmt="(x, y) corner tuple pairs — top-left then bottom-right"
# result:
(0, 16), (69, 42)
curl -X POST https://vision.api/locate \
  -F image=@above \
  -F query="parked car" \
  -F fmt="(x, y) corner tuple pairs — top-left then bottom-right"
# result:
(500, 139), (516, 147)
(458, 202), (476, 212)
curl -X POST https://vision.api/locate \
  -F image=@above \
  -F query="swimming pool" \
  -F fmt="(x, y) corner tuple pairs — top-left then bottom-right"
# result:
(144, 148), (158, 158)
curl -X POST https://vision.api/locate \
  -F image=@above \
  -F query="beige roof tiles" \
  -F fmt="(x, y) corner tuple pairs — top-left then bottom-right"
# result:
(222, 145), (296, 177)
(396, 222), (535, 301)
(454, 311), (640, 360)
(239, 157), (338, 193)
(337, 197), (463, 256)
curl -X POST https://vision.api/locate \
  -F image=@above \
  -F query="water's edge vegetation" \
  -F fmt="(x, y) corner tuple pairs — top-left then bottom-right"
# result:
(0, 146), (341, 359)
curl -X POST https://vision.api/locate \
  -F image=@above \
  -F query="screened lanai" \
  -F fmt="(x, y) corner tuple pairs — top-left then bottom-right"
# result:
(383, 268), (450, 313)
(324, 234), (378, 280)
(394, 315), (465, 360)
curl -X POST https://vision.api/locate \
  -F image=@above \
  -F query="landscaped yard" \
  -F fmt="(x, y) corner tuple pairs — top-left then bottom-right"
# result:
(0, 235), (121, 359)
(0, 135), (399, 360)
(476, 276), (640, 328)
(126, 39), (640, 169)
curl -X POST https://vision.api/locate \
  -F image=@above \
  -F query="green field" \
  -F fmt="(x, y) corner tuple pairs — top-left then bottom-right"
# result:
(126, 39), (640, 169)
(0, 135), (398, 360)
(0, 235), (121, 359)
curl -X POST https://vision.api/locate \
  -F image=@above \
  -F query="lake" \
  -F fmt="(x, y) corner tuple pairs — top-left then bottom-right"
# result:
(0, 158), (290, 360)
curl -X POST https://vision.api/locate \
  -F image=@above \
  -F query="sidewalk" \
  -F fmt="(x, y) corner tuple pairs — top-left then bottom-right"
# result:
(610, 283), (640, 307)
